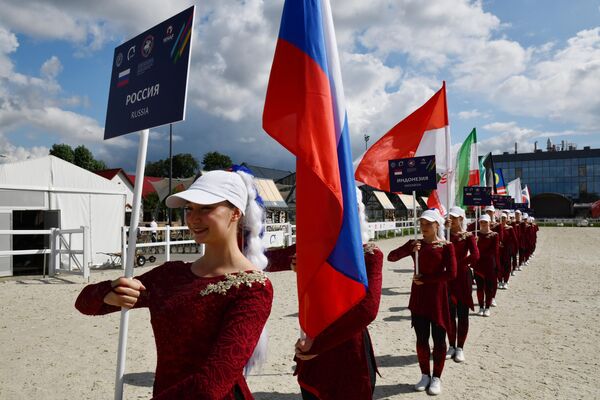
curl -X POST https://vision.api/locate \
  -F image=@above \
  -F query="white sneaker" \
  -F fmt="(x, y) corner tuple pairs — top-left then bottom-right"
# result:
(484, 308), (491, 317)
(414, 374), (430, 392)
(504, 282), (509, 289)
(511, 271), (516, 276)
(491, 298), (497, 307)
(427, 377), (442, 395)
(477, 307), (484, 316)
(454, 347), (465, 362)
(445, 346), (455, 360)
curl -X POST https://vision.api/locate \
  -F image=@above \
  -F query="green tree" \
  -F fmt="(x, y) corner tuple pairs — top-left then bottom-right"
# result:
(202, 151), (232, 171)
(145, 159), (168, 177)
(73, 145), (95, 170)
(172, 153), (199, 177)
(49, 144), (75, 163)
(145, 154), (200, 177)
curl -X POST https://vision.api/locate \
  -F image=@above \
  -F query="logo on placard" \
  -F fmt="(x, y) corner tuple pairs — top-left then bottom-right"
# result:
(163, 25), (174, 43)
(115, 52), (123, 67)
(117, 68), (130, 88)
(390, 162), (396, 168)
(142, 35), (154, 58)
(408, 160), (416, 168)
(127, 45), (136, 61)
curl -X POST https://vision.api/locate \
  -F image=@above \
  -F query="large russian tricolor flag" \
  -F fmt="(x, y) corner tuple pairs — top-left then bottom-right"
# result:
(263, 0), (367, 338)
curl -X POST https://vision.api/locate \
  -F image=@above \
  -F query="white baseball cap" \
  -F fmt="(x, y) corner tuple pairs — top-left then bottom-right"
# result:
(523, 212), (529, 219)
(448, 206), (466, 218)
(515, 210), (522, 214)
(165, 170), (248, 214)
(484, 205), (496, 212)
(501, 212), (508, 219)
(479, 214), (491, 223)
(420, 209), (444, 225)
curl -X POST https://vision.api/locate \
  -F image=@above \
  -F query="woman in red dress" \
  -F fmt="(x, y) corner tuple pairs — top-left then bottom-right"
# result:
(446, 206), (479, 363)
(387, 209), (457, 396)
(291, 188), (384, 400)
(75, 170), (273, 400)
(474, 214), (500, 317)
(498, 212), (518, 290)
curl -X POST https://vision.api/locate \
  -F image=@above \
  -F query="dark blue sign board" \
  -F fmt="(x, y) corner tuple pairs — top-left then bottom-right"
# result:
(491, 194), (512, 208)
(104, 6), (194, 139)
(463, 186), (492, 206)
(388, 155), (437, 193)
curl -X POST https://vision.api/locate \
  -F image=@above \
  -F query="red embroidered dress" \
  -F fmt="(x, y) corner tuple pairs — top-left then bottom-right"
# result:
(388, 240), (457, 331)
(75, 262), (273, 400)
(449, 231), (479, 310)
(474, 232), (500, 279)
(295, 244), (383, 400)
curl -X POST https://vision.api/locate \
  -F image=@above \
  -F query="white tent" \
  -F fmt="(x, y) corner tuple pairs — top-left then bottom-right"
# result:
(0, 156), (126, 274)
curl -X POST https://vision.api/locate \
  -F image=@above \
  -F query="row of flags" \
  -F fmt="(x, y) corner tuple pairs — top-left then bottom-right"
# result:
(262, 0), (531, 339)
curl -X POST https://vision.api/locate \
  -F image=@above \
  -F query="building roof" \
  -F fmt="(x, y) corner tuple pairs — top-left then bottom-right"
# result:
(373, 191), (395, 210)
(255, 178), (287, 209)
(397, 194), (422, 210)
(95, 168), (135, 187)
(127, 175), (163, 199)
(492, 147), (600, 162)
(242, 163), (293, 181)
(0, 156), (125, 195)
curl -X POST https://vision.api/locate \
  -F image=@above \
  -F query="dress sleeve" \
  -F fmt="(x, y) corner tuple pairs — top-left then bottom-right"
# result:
(152, 280), (274, 400)
(387, 239), (415, 262)
(494, 236), (501, 270)
(308, 247), (384, 355)
(74, 263), (166, 315)
(465, 235), (480, 266)
(419, 243), (457, 284)
(264, 244), (296, 272)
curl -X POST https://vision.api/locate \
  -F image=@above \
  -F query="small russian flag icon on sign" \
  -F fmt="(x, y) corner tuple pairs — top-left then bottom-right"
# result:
(117, 68), (130, 87)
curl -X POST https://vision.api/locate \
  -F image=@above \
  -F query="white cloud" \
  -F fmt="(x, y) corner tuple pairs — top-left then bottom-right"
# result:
(40, 56), (63, 79)
(457, 109), (484, 119)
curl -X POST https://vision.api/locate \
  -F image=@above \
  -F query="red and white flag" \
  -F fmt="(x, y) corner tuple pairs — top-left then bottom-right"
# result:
(355, 82), (453, 214)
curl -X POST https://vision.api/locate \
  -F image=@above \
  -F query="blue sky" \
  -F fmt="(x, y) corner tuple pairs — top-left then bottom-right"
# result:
(0, 0), (599, 172)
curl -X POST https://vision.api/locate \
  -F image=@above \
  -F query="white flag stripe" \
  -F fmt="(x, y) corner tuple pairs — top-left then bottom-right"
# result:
(118, 68), (131, 78)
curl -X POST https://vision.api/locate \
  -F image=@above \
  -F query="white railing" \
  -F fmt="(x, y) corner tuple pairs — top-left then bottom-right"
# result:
(0, 227), (90, 279)
(368, 220), (419, 239)
(535, 218), (599, 227)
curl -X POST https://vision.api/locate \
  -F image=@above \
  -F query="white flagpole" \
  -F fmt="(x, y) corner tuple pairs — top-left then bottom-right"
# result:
(114, 129), (149, 400)
(413, 190), (419, 275)
(445, 125), (451, 240)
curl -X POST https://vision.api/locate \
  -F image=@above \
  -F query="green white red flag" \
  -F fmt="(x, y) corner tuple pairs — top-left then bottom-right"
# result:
(455, 127), (480, 207)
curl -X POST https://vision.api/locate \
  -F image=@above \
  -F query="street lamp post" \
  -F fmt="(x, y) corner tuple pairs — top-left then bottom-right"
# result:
(363, 134), (370, 151)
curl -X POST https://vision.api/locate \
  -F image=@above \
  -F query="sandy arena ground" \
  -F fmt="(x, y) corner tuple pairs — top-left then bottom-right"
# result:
(1, 227), (599, 399)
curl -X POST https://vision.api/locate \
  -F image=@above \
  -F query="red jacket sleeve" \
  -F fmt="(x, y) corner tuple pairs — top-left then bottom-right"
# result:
(465, 234), (480, 267)
(308, 247), (384, 355)
(74, 265), (164, 315)
(265, 244), (296, 272)
(387, 239), (415, 262)
(152, 281), (274, 400)
(494, 235), (501, 270)
(419, 243), (457, 284)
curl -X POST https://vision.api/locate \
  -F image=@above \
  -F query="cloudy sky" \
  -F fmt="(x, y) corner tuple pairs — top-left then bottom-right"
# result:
(0, 0), (599, 172)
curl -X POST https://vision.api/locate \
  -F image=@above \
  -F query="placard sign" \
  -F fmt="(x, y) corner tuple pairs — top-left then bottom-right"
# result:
(104, 6), (194, 139)
(491, 194), (512, 208)
(388, 156), (437, 193)
(463, 186), (492, 206)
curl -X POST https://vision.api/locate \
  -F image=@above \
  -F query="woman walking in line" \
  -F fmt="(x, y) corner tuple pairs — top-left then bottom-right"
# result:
(446, 207), (479, 363)
(474, 214), (500, 317)
(388, 209), (456, 396)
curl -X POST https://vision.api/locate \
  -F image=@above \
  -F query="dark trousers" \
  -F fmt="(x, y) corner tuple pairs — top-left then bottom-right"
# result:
(448, 300), (470, 349)
(475, 274), (495, 308)
(412, 315), (446, 378)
